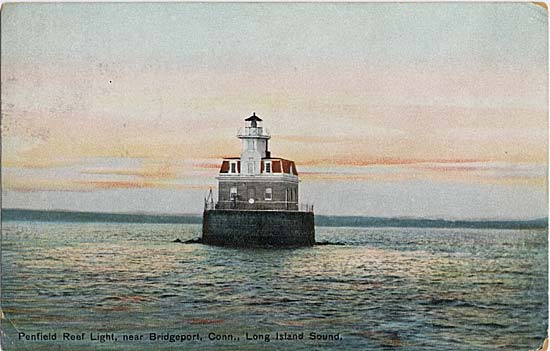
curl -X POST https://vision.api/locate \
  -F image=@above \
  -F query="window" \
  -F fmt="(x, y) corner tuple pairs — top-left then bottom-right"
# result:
(230, 187), (237, 200)
(230, 162), (236, 173)
(265, 188), (272, 200)
(265, 161), (271, 173)
(247, 162), (254, 174)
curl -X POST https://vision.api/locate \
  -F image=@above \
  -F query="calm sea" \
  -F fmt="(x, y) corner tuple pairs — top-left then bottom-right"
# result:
(1, 221), (547, 350)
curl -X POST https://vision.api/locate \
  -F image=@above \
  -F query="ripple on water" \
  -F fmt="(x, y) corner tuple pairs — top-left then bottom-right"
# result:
(1, 222), (547, 351)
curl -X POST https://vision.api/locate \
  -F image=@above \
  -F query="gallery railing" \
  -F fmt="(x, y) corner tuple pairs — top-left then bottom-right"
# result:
(236, 127), (270, 138)
(299, 203), (314, 213)
(204, 199), (313, 213)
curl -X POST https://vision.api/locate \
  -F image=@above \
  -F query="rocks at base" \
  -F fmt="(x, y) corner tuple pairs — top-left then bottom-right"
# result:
(314, 241), (346, 246)
(173, 238), (203, 244)
(172, 238), (346, 246)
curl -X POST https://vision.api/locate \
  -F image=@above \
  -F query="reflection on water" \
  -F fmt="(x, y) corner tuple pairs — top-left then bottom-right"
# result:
(1, 222), (547, 350)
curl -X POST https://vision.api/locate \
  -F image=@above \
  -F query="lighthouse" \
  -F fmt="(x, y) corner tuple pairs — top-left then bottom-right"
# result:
(202, 113), (315, 247)
(216, 113), (299, 211)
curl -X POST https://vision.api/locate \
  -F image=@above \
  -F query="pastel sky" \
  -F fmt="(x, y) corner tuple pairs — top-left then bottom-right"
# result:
(1, 3), (548, 219)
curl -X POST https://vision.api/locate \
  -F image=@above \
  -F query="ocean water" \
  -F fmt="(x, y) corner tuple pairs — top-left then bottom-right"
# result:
(1, 221), (547, 350)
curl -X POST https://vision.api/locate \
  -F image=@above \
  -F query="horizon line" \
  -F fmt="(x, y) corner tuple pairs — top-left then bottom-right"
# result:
(1, 207), (547, 223)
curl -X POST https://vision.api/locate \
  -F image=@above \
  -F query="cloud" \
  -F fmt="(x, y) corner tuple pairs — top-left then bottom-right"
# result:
(3, 177), (214, 193)
(3, 178), (94, 193)
(75, 180), (211, 191)
(2, 157), (220, 192)
(297, 157), (486, 167)
(299, 161), (547, 186)
(82, 162), (178, 180)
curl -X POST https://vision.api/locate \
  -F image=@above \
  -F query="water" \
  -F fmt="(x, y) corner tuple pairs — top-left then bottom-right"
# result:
(1, 221), (547, 350)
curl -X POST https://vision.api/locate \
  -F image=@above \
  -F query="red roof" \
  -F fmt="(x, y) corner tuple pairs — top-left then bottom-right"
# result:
(272, 160), (281, 173)
(219, 160), (240, 173)
(276, 158), (298, 175)
(220, 161), (229, 173)
(219, 157), (298, 175)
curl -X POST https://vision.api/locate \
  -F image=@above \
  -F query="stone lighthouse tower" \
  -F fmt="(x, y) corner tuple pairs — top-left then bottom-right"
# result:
(202, 112), (314, 247)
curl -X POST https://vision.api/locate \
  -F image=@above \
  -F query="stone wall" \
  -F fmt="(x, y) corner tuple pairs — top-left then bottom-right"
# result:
(202, 210), (315, 247)
(217, 180), (298, 210)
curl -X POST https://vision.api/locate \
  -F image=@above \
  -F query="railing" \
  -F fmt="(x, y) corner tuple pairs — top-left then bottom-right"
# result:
(204, 188), (215, 210)
(300, 203), (314, 213)
(204, 200), (313, 213)
(205, 198), (216, 211)
(236, 127), (270, 138)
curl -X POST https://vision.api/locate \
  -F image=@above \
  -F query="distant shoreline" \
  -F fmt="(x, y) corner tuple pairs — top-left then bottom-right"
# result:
(1, 208), (547, 230)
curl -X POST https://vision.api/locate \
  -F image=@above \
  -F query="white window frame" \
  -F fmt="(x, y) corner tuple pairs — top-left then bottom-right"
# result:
(230, 161), (237, 174)
(247, 162), (254, 174)
(230, 187), (237, 200)
(264, 161), (272, 174)
(265, 188), (272, 201)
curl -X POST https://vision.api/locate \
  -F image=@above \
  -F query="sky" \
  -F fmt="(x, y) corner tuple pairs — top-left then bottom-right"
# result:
(1, 2), (548, 219)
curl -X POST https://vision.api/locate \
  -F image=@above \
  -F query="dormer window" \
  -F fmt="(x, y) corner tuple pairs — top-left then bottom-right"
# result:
(265, 161), (272, 174)
(230, 161), (237, 174)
